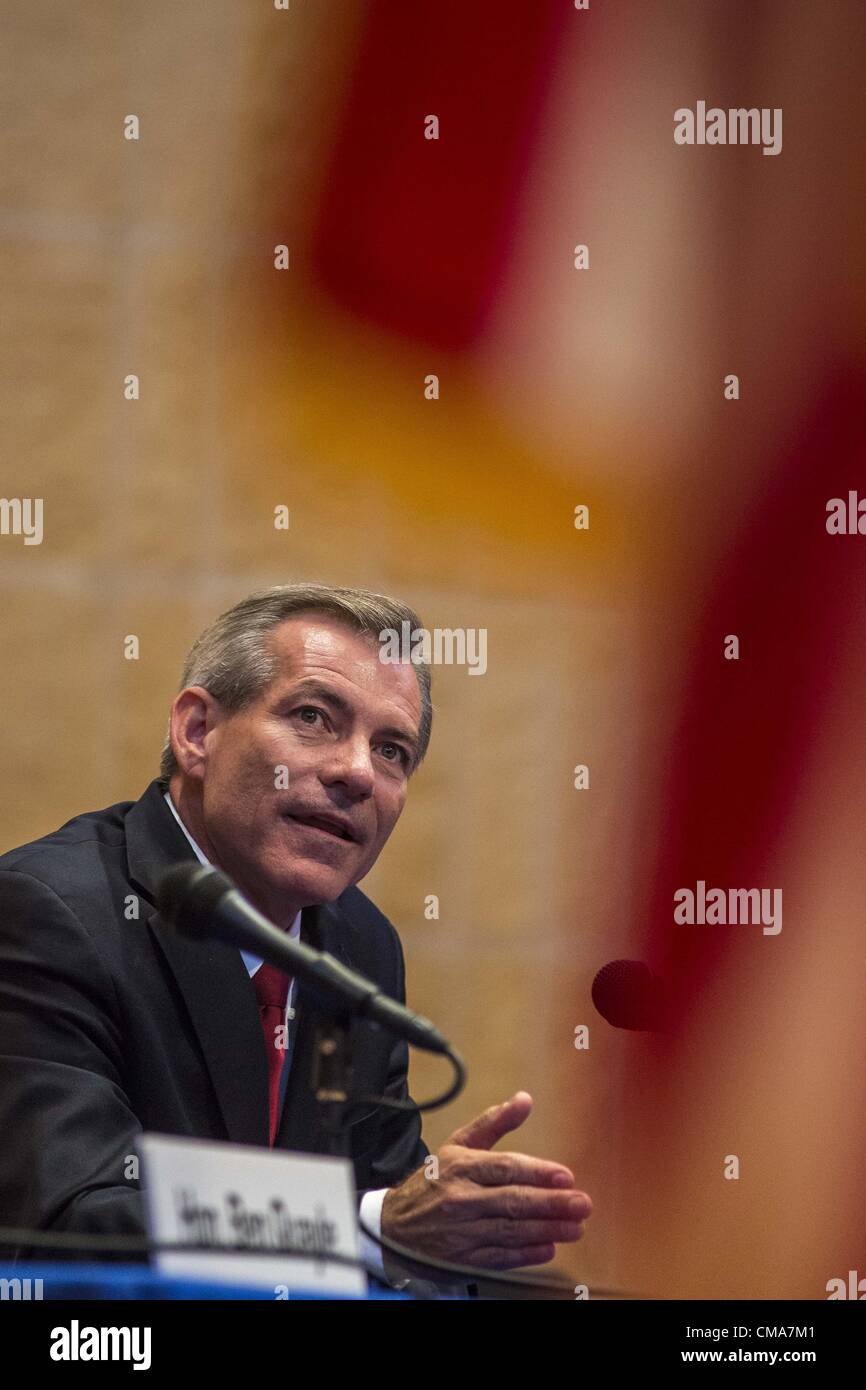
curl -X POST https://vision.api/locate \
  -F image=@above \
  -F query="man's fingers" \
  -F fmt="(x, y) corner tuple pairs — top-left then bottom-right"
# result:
(456, 1216), (587, 1249)
(442, 1182), (592, 1225)
(450, 1149), (576, 1190)
(446, 1091), (535, 1151)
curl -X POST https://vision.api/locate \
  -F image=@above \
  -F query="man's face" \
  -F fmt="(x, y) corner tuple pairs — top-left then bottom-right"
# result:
(183, 615), (422, 919)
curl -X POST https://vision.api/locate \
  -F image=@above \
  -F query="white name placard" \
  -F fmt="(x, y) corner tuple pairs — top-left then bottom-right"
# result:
(137, 1133), (366, 1297)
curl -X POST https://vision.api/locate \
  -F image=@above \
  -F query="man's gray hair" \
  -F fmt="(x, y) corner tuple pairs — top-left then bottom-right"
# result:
(158, 582), (432, 785)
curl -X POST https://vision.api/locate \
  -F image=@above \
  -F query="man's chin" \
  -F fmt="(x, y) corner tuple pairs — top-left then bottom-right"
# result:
(228, 834), (364, 917)
(266, 861), (356, 912)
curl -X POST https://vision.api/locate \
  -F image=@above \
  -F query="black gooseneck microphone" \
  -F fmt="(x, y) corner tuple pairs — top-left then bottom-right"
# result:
(156, 861), (451, 1056)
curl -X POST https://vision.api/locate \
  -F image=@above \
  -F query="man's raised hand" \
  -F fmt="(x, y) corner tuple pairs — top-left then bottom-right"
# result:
(380, 1091), (592, 1271)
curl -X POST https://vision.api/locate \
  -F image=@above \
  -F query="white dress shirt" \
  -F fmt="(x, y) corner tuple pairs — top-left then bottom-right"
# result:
(162, 792), (389, 1278)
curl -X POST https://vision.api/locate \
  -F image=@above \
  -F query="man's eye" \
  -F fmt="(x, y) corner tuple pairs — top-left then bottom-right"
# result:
(295, 706), (326, 726)
(380, 743), (408, 766)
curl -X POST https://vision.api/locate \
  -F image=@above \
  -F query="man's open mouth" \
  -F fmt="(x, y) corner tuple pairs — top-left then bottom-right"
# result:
(285, 813), (357, 843)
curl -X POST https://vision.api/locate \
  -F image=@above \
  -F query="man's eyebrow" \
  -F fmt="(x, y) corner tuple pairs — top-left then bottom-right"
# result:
(279, 677), (420, 758)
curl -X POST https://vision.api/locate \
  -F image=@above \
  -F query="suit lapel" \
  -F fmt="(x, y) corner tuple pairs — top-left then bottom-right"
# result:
(126, 781), (269, 1147)
(145, 909), (269, 1146)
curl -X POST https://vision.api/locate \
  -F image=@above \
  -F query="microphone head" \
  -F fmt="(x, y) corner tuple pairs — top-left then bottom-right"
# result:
(591, 959), (669, 1031)
(155, 862), (234, 939)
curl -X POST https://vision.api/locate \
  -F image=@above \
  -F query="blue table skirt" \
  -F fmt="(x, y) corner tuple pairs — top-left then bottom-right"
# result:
(0, 1262), (414, 1300)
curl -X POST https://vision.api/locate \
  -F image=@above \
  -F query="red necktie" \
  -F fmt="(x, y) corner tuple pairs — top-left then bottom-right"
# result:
(252, 962), (291, 1145)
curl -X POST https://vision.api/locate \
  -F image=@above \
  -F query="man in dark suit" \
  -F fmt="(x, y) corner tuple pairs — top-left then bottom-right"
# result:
(0, 583), (591, 1279)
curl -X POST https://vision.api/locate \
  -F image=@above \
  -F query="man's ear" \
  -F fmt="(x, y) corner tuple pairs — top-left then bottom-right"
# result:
(169, 686), (222, 780)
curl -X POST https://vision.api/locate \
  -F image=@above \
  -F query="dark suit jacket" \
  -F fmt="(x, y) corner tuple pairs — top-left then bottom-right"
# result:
(0, 779), (429, 1260)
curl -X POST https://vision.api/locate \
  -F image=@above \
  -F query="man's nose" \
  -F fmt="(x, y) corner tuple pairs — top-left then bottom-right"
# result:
(320, 739), (376, 798)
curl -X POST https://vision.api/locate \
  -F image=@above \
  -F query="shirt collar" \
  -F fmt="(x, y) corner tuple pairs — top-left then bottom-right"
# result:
(163, 790), (301, 975)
